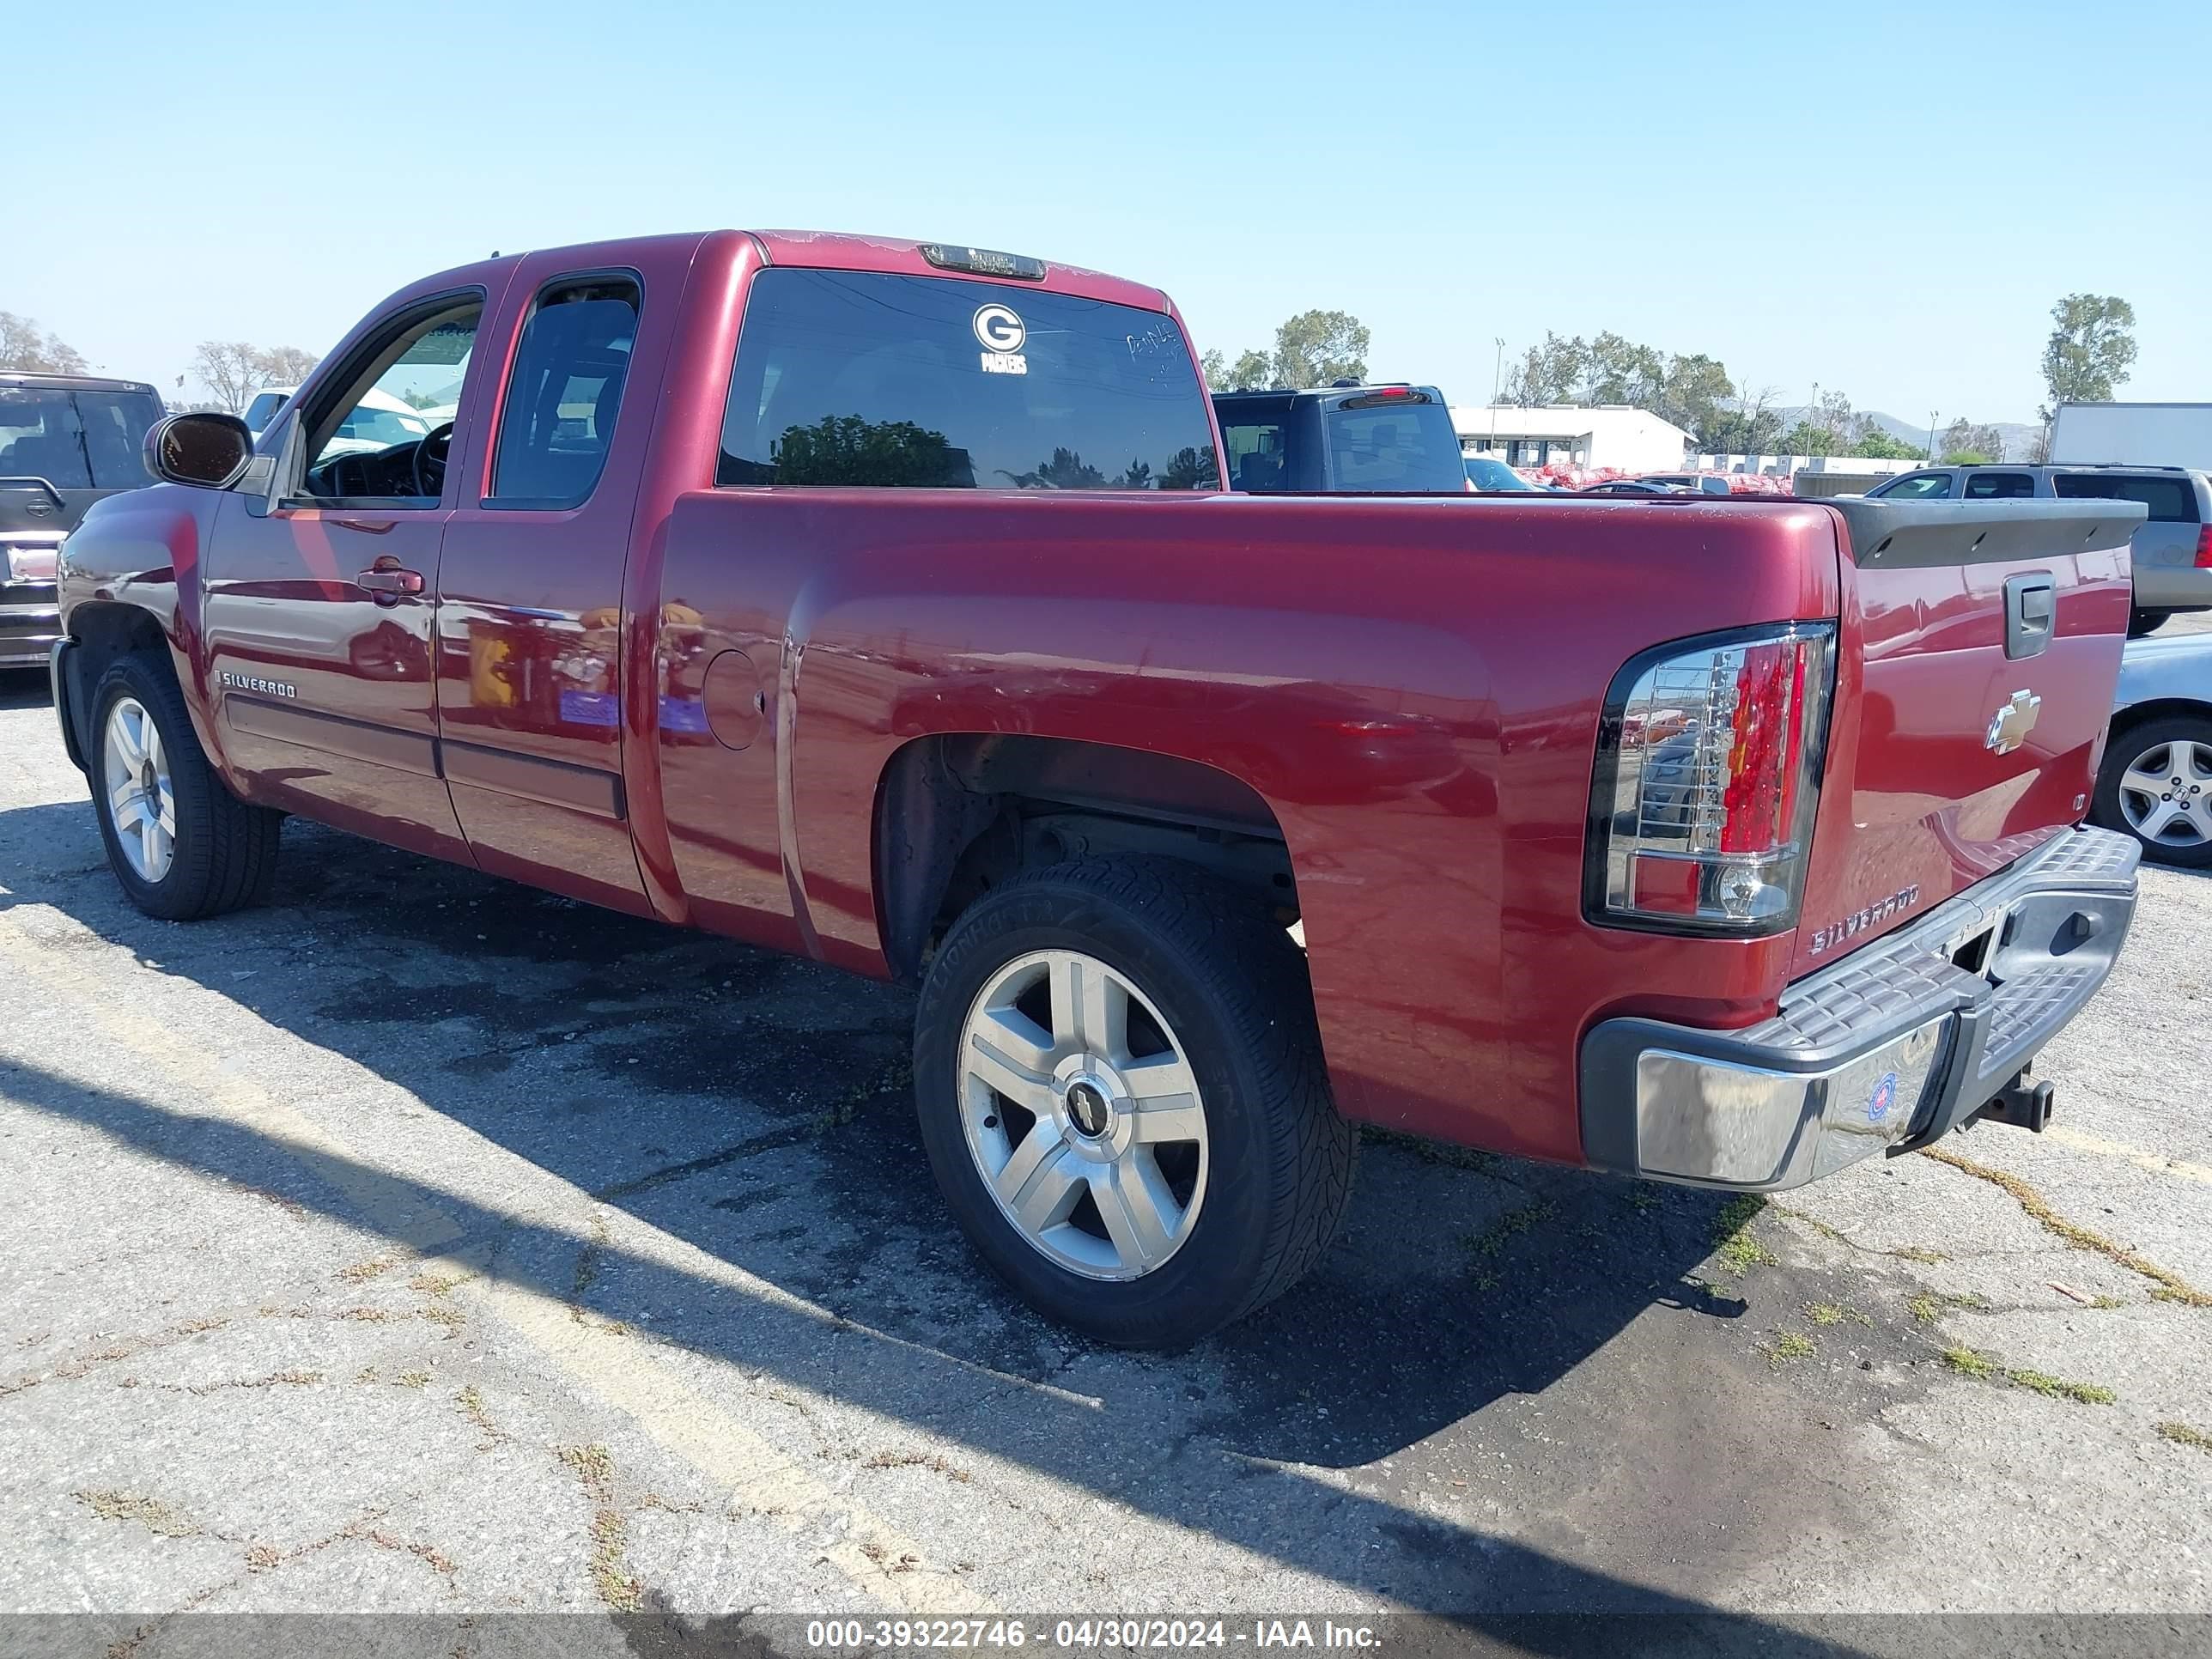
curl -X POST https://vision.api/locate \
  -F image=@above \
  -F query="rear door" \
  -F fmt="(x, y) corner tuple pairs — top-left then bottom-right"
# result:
(434, 258), (665, 914)
(1791, 496), (2143, 977)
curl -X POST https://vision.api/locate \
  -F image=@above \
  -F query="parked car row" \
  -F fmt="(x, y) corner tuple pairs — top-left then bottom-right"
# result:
(1866, 463), (2212, 637)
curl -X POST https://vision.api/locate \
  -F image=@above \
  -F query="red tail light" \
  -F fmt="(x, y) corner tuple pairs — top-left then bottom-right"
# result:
(2196, 526), (2211, 568)
(1588, 624), (1836, 934)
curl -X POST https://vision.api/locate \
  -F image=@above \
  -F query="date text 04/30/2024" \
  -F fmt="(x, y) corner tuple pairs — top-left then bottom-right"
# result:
(802, 1618), (1382, 1650)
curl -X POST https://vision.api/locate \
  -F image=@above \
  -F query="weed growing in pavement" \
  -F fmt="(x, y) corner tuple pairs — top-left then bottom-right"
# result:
(1711, 1194), (1776, 1274)
(2155, 1421), (2212, 1452)
(1941, 1346), (2113, 1403)
(1921, 1148), (2212, 1307)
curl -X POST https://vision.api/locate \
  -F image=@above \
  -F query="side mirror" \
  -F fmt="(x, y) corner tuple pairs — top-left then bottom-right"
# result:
(145, 412), (254, 489)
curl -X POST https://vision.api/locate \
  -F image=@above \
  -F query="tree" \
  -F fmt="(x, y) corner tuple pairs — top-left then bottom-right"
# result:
(188, 340), (322, 412)
(258, 345), (321, 386)
(1577, 331), (1665, 408)
(1700, 385), (1784, 455)
(1653, 354), (1735, 445)
(1199, 349), (1227, 392)
(1271, 310), (1369, 388)
(0, 311), (89, 374)
(1851, 427), (1924, 460)
(1941, 417), (2005, 464)
(1222, 349), (1273, 391)
(2039, 293), (2136, 416)
(1504, 333), (1582, 405)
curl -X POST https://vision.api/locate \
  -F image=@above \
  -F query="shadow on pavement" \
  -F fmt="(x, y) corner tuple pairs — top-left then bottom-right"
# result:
(2, 799), (1843, 1625)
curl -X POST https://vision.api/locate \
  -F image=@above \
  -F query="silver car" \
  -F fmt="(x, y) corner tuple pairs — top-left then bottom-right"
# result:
(1869, 464), (2211, 638)
(2099, 631), (2212, 867)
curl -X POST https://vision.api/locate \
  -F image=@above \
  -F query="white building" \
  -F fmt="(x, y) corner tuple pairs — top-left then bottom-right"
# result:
(1453, 404), (1692, 473)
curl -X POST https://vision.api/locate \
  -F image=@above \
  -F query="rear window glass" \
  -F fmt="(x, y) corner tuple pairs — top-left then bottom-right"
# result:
(718, 270), (1218, 491)
(1963, 471), (2033, 499)
(0, 386), (161, 489)
(2051, 472), (2200, 522)
(492, 276), (640, 507)
(1218, 404), (1291, 492)
(1322, 400), (1467, 492)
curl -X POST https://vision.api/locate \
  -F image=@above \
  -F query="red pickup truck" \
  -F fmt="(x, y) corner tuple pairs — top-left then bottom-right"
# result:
(52, 229), (2144, 1348)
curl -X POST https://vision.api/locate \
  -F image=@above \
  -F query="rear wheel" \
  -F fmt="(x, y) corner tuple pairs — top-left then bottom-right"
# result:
(913, 857), (1356, 1348)
(2095, 714), (2212, 868)
(91, 653), (283, 919)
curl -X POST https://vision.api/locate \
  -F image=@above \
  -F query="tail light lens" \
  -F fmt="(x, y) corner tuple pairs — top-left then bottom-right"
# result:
(2195, 526), (2211, 568)
(1588, 623), (1836, 934)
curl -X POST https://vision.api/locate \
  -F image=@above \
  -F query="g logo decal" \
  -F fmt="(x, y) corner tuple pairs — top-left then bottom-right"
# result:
(972, 304), (1026, 354)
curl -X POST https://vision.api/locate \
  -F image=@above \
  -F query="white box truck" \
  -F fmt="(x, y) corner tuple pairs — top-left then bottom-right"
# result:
(2049, 403), (2212, 468)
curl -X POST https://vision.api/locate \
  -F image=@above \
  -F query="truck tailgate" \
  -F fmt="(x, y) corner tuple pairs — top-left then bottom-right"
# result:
(1790, 497), (2142, 980)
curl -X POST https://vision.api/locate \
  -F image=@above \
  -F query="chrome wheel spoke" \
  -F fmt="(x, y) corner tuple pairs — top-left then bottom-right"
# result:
(110, 781), (144, 830)
(2178, 744), (2212, 787)
(2139, 799), (2184, 839)
(1050, 952), (1126, 1058)
(2119, 763), (2167, 800)
(2179, 798), (2212, 842)
(968, 1029), (1056, 1115)
(156, 791), (176, 836)
(1001, 1133), (1081, 1234)
(1091, 1153), (1178, 1273)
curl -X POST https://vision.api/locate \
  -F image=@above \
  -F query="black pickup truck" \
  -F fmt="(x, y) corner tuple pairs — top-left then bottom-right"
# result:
(1, 372), (165, 668)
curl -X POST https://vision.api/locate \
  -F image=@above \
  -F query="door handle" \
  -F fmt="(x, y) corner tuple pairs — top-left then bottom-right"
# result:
(330, 517), (397, 534)
(358, 557), (425, 605)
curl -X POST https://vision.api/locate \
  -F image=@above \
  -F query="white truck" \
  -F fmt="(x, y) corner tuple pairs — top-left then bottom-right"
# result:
(2049, 402), (2212, 469)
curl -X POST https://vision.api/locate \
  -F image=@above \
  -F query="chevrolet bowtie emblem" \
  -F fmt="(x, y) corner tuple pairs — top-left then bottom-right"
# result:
(1985, 689), (2042, 755)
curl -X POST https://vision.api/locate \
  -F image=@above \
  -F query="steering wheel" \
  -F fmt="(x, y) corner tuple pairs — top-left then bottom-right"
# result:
(410, 422), (455, 497)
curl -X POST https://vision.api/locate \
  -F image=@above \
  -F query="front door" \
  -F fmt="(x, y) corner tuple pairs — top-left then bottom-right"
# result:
(202, 293), (486, 861)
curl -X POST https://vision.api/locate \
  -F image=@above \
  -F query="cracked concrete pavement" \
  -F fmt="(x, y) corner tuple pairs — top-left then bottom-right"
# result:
(1, 669), (2209, 1649)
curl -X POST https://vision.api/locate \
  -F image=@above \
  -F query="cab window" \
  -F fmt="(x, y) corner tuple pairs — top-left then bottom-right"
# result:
(295, 297), (480, 506)
(1963, 471), (2033, 499)
(489, 275), (640, 508)
(1874, 472), (1953, 500)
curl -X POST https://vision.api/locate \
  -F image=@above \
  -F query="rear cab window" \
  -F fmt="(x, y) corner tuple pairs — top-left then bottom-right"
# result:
(718, 270), (1218, 490)
(1963, 471), (2034, 499)
(490, 275), (641, 507)
(1322, 392), (1467, 492)
(2051, 471), (2201, 522)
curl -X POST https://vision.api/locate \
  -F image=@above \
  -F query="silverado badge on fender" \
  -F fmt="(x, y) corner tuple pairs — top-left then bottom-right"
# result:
(1985, 689), (2042, 755)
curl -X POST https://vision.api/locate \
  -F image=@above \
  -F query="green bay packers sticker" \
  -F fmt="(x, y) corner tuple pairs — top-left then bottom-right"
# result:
(973, 303), (1028, 375)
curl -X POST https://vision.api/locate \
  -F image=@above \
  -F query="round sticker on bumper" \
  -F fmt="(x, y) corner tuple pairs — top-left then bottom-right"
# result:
(972, 303), (1025, 353)
(1867, 1070), (1900, 1124)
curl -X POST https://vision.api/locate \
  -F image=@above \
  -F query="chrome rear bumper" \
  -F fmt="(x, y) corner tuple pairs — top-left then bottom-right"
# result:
(1578, 826), (2140, 1189)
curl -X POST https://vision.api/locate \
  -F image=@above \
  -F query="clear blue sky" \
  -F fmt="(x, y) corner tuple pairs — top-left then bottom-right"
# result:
(19, 0), (2210, 425)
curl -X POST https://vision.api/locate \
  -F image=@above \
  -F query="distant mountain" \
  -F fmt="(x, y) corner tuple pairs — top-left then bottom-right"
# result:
(1764, 407), (2040, 461)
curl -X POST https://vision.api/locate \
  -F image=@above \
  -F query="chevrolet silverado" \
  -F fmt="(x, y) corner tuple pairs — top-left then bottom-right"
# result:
(50, 229), (2144, 1346)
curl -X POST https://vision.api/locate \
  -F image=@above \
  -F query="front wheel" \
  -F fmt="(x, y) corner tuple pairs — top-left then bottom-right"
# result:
(913, 857), (1356, 1349)
(2094, 714), (2212, 868)
(91, 653), (283, 919)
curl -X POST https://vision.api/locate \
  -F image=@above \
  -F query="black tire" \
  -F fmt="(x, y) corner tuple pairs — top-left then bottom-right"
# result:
(913, 856), (1357, 1349)
(89, 652), (283, 919)
(2094, 713), (2212, 869)
(2127, 609), (2170, 640)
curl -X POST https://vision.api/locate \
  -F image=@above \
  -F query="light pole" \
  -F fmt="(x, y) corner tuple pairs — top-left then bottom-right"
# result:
(1928, 410), (1941, 463)
(1491, 337), (1504, 452)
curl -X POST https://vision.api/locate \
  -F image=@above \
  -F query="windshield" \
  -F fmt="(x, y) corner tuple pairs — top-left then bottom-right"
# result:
(1465, 456), (1538, 491)
(718, 270), (1218, 490)
(0, 386), (162, 489)
(1322, 398), (1468, 492)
